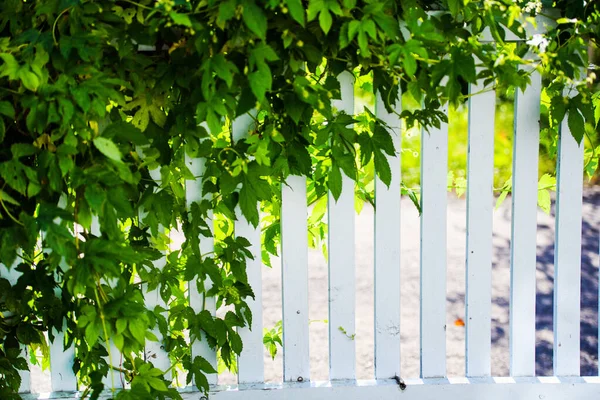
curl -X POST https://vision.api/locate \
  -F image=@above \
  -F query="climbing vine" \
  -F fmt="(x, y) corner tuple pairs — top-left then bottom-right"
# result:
(0, 0), (598, 399)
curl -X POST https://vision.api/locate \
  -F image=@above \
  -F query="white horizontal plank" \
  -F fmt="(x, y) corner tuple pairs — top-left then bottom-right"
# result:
(21, 377), (600, 400)
(420, 106), (449, 378)
(373, 90), (402, 380)
(553, 89), (584, 376)
(328, 71), (356, 381)
(509, 68), (542, 377)
(232, 112), (265, 384)
(185, 153), (218, 385)
(465, 78), (496, 377)
(281, 175), (310, 382)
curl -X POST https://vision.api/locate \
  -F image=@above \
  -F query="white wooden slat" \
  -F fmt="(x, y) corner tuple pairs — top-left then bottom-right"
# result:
(232, 113), (265, 384)
(553, 89), (584, 376)
(509, 68), (542, 377)
(373, 90), (402, 380)
(91, 217), (125, 390)
(49, 321), (77, 392)
(420, 105), (449, 378)
(185, 154), (218, 385)
(47, 195), (78, 392)
(281, 175), (310, 382)
(143, 167), (171, 378)
(328, 71), (356, 381)
(1, 259), (31, 393)
(144, 258), (171, 375)
(465, 80), (496, 377)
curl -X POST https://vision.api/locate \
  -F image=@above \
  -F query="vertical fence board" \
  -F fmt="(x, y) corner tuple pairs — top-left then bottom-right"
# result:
(185, 155), (218, 385)
(373, 91), (402, 380)
(281, 175), (310, 382)
(1, 259), (31, 393)
(47, 196), (78, 392)
(233, 113), (265, 384)
(143, 168), (171, 378)
(465, 81), (496, 377)
(510, 69), (541, 377)
(420, 106), (449, 378)
(553, 91), (584, 376)
(91, 217), (125, 390)
(50, 321), (77, 392)
(328, 71), (357, 381)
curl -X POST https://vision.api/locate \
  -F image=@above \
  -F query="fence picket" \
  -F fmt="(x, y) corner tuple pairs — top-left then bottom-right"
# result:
(1, 259), (31, 393)
(233, 113), (265, 384)
(91, 217), (125, 390)
(281, 175), (310, 382)
(553, 89), (584, 376)
(143, 168), (172, 378)
(374, 91), (402, 380)
(327, 71), (357, 380)
(465, 80), (496, 377)
(509, 68), (542, 377)
(420, 105), (449, 378)
(185, 154), (218, 384)
(49, 322), (77, 392)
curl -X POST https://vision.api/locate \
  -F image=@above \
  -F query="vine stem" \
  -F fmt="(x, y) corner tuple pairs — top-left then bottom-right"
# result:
(52, 7), (72, 45)
(94, 284), (116, 394)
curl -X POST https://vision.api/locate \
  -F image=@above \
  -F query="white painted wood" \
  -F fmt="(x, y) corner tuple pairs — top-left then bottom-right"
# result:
(465, 79), (496, 377)
(373, 90), (402, 379)
(142, 167), (172, 378)
(45, 196), (78, 392)
(281, 175), (310, 382)
(420, 106), (449, 378)
(509, 68), (542, 377)
(553, 89), (584, 376)
(1, 258), (31, 393)
(21, 377), (600, 400)
(49, 321), (77, 392)
(232, 112), (264, 384)
(328, 71), (356, 381)
(90, 218), (125, 390)
(185, 154), (217, 385)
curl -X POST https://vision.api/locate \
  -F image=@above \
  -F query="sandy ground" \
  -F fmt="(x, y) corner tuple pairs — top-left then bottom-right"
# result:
(29, 188), (600, 391)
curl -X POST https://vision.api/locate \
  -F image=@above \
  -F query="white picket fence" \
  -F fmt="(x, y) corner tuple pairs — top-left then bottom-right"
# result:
(8, 24), (600, 400)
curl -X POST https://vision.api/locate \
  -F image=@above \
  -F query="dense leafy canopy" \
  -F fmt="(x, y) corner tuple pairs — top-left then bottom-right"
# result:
(0, 0), (598, 399)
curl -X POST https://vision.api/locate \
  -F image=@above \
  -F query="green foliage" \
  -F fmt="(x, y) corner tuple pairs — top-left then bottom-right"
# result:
(0, 0), (598, 399)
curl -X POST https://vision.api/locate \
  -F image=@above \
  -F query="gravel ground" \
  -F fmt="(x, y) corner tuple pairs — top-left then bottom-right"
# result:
(29, 188), (600, 391)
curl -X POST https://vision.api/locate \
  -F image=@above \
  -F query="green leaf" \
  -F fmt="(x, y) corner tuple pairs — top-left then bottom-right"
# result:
(93, 137), (123, 162)
(128, 319), (146, 346)
(329, 164), (342, 201)
(447, 0), (461, 17)
(0, 189), (19, 206)
(242, 0), (267, 38)
(286, 0), (305, 26)
(567, 103), (585, 144)
(147, 377), (168, 392)
(103, 121), (149, 145)
(0, 101), (15, 119)
(169, 12), (192, 27)
(85, 184), (106, 210)
(373, 151), (391, 187)
(18, 68), (40, 91)
(249, 64), (272, 102)
(319, 10), (333, 34)
(0, 53), (19, 80)
(239, 184), (259, 227)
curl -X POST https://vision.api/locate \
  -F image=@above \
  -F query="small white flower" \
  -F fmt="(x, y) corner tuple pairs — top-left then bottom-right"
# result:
(527, 33), (549, 53)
